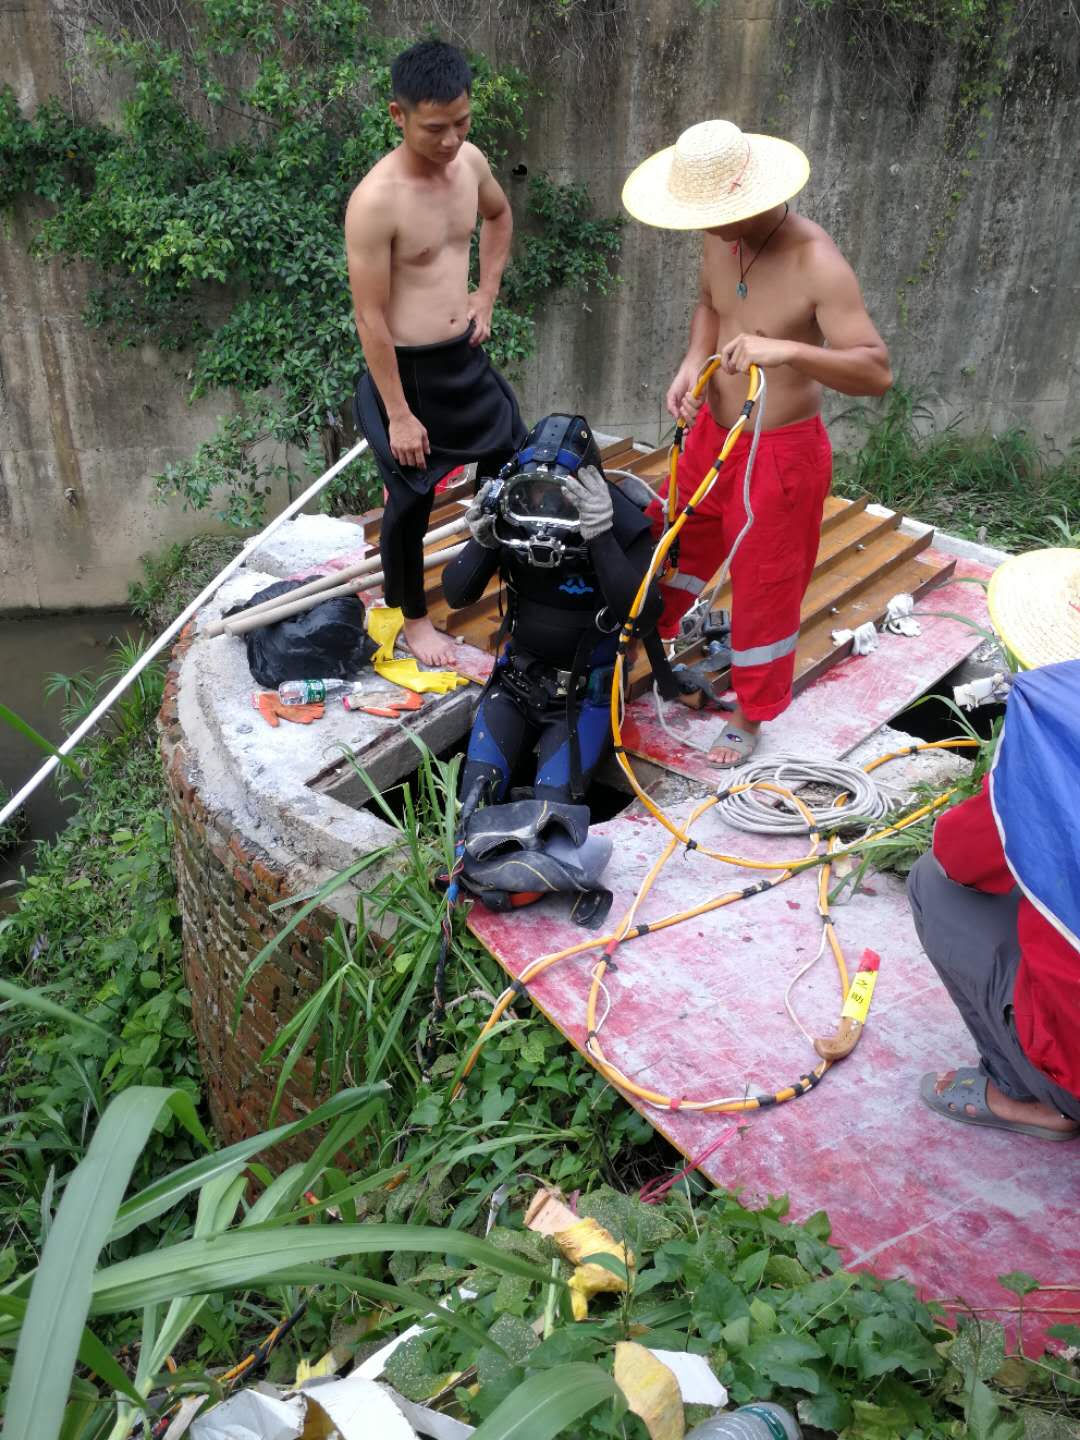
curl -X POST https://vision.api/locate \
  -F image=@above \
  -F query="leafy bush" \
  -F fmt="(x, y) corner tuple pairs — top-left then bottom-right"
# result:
(0, 728), (201, 1263)
(0, 3), (622, 525)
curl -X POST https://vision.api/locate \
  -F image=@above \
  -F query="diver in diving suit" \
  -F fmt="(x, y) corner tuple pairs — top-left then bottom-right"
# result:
(442, 414), (660, 812)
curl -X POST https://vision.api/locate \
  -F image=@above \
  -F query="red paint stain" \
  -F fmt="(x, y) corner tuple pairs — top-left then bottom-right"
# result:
(786, 900), (801, 911)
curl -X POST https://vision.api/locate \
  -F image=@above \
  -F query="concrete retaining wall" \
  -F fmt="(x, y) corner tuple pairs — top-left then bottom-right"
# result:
(5, 0), (1077, 611)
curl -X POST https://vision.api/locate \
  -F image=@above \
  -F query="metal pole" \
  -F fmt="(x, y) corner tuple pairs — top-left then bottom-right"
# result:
(222, 534), (468, 637)
(204, 514), (469, 636)
(0, 439), (370, 828)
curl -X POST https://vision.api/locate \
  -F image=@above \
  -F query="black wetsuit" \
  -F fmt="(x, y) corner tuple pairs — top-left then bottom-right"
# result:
(353, 327), (525, 619)
(443, 484), (659, 805)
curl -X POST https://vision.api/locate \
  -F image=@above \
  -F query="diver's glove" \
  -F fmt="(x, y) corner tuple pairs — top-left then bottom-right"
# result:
(465, 480), (500, 549)
(563, 465), (613, 542)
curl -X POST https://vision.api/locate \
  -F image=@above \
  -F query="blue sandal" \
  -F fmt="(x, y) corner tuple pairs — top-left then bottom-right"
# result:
(920, 1068), (1079, 1141)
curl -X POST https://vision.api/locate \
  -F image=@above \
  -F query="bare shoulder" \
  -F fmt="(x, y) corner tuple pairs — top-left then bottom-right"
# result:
(460, 141), (493, 181)
(792, 214), (858, 289)
(344, 153), (400, 239)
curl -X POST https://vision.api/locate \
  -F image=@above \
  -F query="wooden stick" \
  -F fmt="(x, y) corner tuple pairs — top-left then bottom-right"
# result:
(222, 542), (467, 636)
(936, 1302), (1080, 1314)
(205, 514), (469, 636)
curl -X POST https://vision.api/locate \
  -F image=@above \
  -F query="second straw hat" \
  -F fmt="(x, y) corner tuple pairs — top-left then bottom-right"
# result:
(987, 547), (1080, 669)
(622, 119), (809, 231)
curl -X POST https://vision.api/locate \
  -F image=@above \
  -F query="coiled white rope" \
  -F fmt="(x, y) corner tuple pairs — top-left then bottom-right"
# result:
(714, 755), (898, 835)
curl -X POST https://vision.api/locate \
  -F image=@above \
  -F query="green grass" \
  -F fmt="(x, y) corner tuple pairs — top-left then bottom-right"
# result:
(833, 385), (1080, 551)
(127, 535), (244, 631)
(3, 536), (1077, 1436)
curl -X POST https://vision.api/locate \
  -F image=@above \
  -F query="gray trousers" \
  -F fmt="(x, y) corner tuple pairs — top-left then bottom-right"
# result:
(907, 852), (1080, 1123)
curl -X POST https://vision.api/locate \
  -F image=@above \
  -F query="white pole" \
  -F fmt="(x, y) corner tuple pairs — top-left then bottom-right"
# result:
(204, 513), (469, 636)
(0, 439), (370, 828)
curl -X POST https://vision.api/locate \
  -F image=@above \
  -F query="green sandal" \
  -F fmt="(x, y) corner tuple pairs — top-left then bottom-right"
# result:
(920, 1068), (1079, 1141)
(708, 723), (759, 770)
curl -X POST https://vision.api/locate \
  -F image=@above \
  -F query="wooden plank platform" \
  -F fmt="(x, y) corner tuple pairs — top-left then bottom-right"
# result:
(354, 444), (958, 707)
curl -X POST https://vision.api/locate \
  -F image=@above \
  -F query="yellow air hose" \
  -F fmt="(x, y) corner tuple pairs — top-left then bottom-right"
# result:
(454, 360), (982, 1116)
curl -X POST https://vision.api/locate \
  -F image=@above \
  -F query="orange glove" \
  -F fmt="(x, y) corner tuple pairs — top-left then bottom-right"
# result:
(253, 691), (326, 728)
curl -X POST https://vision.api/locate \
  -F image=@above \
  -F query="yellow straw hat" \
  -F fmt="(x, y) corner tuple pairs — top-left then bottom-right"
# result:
(622, 119), (810, 231)
(986, 547), (1080, 669)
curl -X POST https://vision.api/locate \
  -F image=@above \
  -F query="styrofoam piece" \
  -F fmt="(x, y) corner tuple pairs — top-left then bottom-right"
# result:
(382, 1385), (476, 1438)
(190, 1388), (304, 1440)
(353, 1289), (478, 1381)
(300, 1374), (419, 1437)
(648, 1349), (728, 1407)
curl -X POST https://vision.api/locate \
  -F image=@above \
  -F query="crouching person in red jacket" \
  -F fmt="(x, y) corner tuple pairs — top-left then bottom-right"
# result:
(907, 655), (1080, 1141)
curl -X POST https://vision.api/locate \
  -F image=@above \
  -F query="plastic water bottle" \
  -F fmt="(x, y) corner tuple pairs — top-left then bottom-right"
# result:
(685, 1403), (802, 1440)
(276, 679), (352, 705)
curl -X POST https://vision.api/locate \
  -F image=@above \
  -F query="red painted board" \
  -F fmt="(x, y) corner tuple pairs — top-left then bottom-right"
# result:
(623, 555), (993, 782)
(466, 601), (1080, 1349)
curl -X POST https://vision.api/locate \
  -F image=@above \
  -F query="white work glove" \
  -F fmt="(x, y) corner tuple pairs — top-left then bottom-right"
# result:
(465, 480), (500, 549)
(562, 464), (613, 542)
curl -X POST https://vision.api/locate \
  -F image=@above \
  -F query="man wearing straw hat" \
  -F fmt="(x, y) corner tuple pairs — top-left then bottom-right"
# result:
(622, 120), (892, 766)
(906, 549), (1080, 1140)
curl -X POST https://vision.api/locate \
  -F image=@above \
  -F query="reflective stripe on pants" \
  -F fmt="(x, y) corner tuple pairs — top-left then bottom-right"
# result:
(646, 412), (833, 723)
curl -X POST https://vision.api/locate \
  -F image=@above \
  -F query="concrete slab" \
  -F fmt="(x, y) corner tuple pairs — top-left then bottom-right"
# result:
(178, 514), (484, 920)
(245, 513), (375, 580)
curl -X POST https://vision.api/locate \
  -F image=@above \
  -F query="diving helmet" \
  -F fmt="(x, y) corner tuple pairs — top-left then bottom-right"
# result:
(486, 413), (604, 568)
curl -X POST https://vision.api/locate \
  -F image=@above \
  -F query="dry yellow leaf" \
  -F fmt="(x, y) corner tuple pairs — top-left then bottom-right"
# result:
(554, 1216), (635, 1321)
(613, 1342), (685, 1440)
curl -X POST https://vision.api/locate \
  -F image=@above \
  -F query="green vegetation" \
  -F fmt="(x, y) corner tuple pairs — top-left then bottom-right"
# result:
(833, 385), (1080, 552)
(0, 1), (621, 526)
(2, 540), (1078, 1434)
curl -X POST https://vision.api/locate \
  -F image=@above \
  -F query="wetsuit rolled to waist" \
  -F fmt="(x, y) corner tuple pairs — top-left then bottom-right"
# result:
(353, 325), (526, 619)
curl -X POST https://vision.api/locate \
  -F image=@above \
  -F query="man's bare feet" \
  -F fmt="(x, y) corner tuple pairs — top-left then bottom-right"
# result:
(930, 1070), (1078, 1135)
(708, 704), (761, 767)
(403, 615), (459, 669)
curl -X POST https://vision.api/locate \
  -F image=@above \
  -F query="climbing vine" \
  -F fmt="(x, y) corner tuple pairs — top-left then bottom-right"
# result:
(0, 0), (622, 523)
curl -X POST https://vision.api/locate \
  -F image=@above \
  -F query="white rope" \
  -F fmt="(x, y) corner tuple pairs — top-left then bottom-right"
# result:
(784, 921), (830, 1046)
(0, 439), (370, 827)
(714, 755), (897, 835)
(681, 368), (767, 626)
(650, 367), (767, 746)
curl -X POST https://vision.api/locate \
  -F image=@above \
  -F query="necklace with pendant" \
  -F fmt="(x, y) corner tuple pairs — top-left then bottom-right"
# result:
(736, 204), (790, 300)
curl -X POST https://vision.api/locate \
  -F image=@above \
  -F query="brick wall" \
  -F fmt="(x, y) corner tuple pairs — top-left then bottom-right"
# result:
(159, 624), (339, 1154)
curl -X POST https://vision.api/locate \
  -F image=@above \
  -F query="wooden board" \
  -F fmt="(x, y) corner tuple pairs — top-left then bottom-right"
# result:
(352, 449), (958, 710)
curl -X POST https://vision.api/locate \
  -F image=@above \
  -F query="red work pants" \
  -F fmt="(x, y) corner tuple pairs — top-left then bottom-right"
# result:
(647, 411), (832, 723)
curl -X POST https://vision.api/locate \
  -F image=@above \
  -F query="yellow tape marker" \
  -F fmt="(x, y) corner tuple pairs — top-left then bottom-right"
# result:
(840, 949), (881, 1025)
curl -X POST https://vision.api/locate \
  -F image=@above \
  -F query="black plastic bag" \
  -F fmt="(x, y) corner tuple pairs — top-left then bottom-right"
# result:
(225, 577), (378, 689)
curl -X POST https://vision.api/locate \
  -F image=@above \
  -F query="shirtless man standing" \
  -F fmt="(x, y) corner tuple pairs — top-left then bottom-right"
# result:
(346, 40), (524, 667)
(622, 120), (892, 764)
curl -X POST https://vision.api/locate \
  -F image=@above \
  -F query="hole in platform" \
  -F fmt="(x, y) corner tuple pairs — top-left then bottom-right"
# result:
(895, 660), (1003, 745)
(511, 162), (528, 178)
(359, 732), (637, 828)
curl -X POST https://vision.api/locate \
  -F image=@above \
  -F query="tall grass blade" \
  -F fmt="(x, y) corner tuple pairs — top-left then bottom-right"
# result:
(0, 702), (83, 778)
(90, 1224), (550, 1313)
(468, 1363), (626, 1439)
(0, 978), (111, 1039)
(0, 1296), (145, 1411)
(262, 1265), (512, 1360)
(234, 850), (392, 1026)
(5, 1087), (207, 1440)
(109, 1084), (388, 1241)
